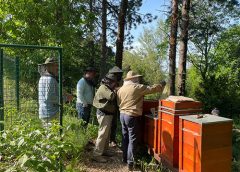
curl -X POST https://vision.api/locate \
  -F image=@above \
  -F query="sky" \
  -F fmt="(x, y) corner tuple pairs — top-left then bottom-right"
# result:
(130, 0), (170, 47)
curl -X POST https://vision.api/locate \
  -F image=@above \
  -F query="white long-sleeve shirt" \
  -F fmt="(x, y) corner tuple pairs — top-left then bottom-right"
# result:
(76, 78), (94, 105)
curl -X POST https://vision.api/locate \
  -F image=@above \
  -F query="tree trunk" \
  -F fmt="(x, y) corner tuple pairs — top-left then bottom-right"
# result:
(115, 0), (128, 69)
(178, 0), (190, 96)
(56, 0), (63, 46)
(100, 0), (107, 79)
(89, 0), (95, 65)
(168, 0), (179, 95)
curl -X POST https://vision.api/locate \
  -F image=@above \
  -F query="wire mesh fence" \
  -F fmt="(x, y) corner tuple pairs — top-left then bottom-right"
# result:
(2, 55), (18, 127)
(0, 45), (63, 132)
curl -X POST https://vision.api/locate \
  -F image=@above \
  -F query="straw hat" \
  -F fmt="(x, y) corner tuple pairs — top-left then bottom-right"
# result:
(124, 71), (142, 81)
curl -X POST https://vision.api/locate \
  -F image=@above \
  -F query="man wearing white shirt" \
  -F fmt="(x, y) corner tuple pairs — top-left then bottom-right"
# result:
(76, 67), (96, 125)
(38, 57), (72, 124)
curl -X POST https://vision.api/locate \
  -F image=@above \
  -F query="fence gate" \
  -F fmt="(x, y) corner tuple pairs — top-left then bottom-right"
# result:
(0, 44), (63, 135)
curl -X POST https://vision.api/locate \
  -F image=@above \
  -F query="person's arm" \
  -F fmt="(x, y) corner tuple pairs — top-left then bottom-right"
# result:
(139, 84), (164, 95)
(77, 79), (88, 106)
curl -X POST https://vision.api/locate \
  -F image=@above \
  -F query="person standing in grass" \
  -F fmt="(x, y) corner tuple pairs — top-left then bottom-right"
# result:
(92, 73), (118, 163)
(38, 57), (72, 125)
(76, 67), (96, 125)
(117, 71), (166, 171)
(108, 66), (123, 147)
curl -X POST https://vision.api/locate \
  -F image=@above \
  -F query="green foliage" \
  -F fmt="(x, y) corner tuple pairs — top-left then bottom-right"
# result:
(136, 151), (171, 172)
(122, 20), (169, 99)
(123, 20), (168, 83)
(232, 129), (240, 172)
(188, 0), (240, 85)
(1, 119), (64, 171)
(103, 0), (157, 45)
(187, 25), (240, 117)
(0, 0), (102, 94)
(186, 23), (240, 170)
(0, 106), (98, 171)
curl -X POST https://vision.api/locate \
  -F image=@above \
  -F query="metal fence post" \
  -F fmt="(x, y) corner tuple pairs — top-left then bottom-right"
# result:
(58, 48), (63, 172)
(0, 49), (4, 131)
(58, 48), (63, 135)
(15, 56), (20, 111)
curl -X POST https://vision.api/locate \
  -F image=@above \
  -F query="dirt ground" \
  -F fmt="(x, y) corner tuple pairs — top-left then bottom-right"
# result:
(81, 144), (129, 172)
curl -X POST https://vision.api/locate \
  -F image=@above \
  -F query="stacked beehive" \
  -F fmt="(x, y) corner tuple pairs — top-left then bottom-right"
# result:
(142, 96), (233, 172)
(158, 96), (202, 169)
(142, 100), (159, 154)
(179, 114), (232, 172)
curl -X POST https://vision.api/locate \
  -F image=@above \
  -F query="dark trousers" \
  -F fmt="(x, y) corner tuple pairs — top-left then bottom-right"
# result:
(110, 110), (119, 142)
(120, 113), (141, 166)
(76, 103), (92, 125)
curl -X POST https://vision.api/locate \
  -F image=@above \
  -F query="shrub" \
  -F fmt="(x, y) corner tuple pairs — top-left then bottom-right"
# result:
(0, 106), (98, 171)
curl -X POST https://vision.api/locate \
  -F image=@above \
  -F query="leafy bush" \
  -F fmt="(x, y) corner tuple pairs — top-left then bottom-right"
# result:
(0, 106), (98, 172)
(232, 129), (240, 172)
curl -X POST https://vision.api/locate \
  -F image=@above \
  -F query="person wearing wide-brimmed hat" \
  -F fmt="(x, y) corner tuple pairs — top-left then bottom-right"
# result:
(38, 57), (72, 124)
(108, 66), (123, 147)
(117, 70), (166, 170)
(76, 67), (96, 125)
(109, 66), (123, 83)
(92, 73), (118, 163)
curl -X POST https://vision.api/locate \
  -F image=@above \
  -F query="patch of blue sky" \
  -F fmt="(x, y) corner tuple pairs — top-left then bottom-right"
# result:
(130, 0), (170, 49)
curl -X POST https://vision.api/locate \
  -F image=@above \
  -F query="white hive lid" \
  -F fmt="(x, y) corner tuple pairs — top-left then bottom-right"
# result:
(180, 114), (232, 124)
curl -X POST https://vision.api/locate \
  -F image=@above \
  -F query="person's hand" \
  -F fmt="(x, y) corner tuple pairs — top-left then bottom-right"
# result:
(66, 94), (73, 102)
(160, 80), (166, 87)
(64, 93), (73, 102)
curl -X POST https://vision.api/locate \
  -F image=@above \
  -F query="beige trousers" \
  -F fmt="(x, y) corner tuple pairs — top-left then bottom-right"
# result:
(94, 114), (113, 156)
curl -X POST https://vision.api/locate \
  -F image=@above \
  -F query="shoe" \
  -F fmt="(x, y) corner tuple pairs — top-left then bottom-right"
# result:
(92, 156), (108, 163)
(102, 151), (114, 157)
(122, 159), (127, 164)
(109, 141), (117, 147)
(128, 164), (134, 171)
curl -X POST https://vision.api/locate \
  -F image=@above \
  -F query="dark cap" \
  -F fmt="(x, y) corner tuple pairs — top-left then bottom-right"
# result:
(109, 66), (123, 74)
(105, 73), (117, 82)
(85, 67), (97, 72)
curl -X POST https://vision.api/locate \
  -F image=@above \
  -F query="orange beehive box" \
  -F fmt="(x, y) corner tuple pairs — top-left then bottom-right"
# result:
(143, 100), (159, 114)
(179, 114), (232, 172)
(143, 115), (158, 155)
(142, 100), (159, 153)
(158, 98), (202, 168)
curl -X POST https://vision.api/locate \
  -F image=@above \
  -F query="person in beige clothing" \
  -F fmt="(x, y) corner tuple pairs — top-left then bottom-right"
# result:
(117, 71), (166, 171)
